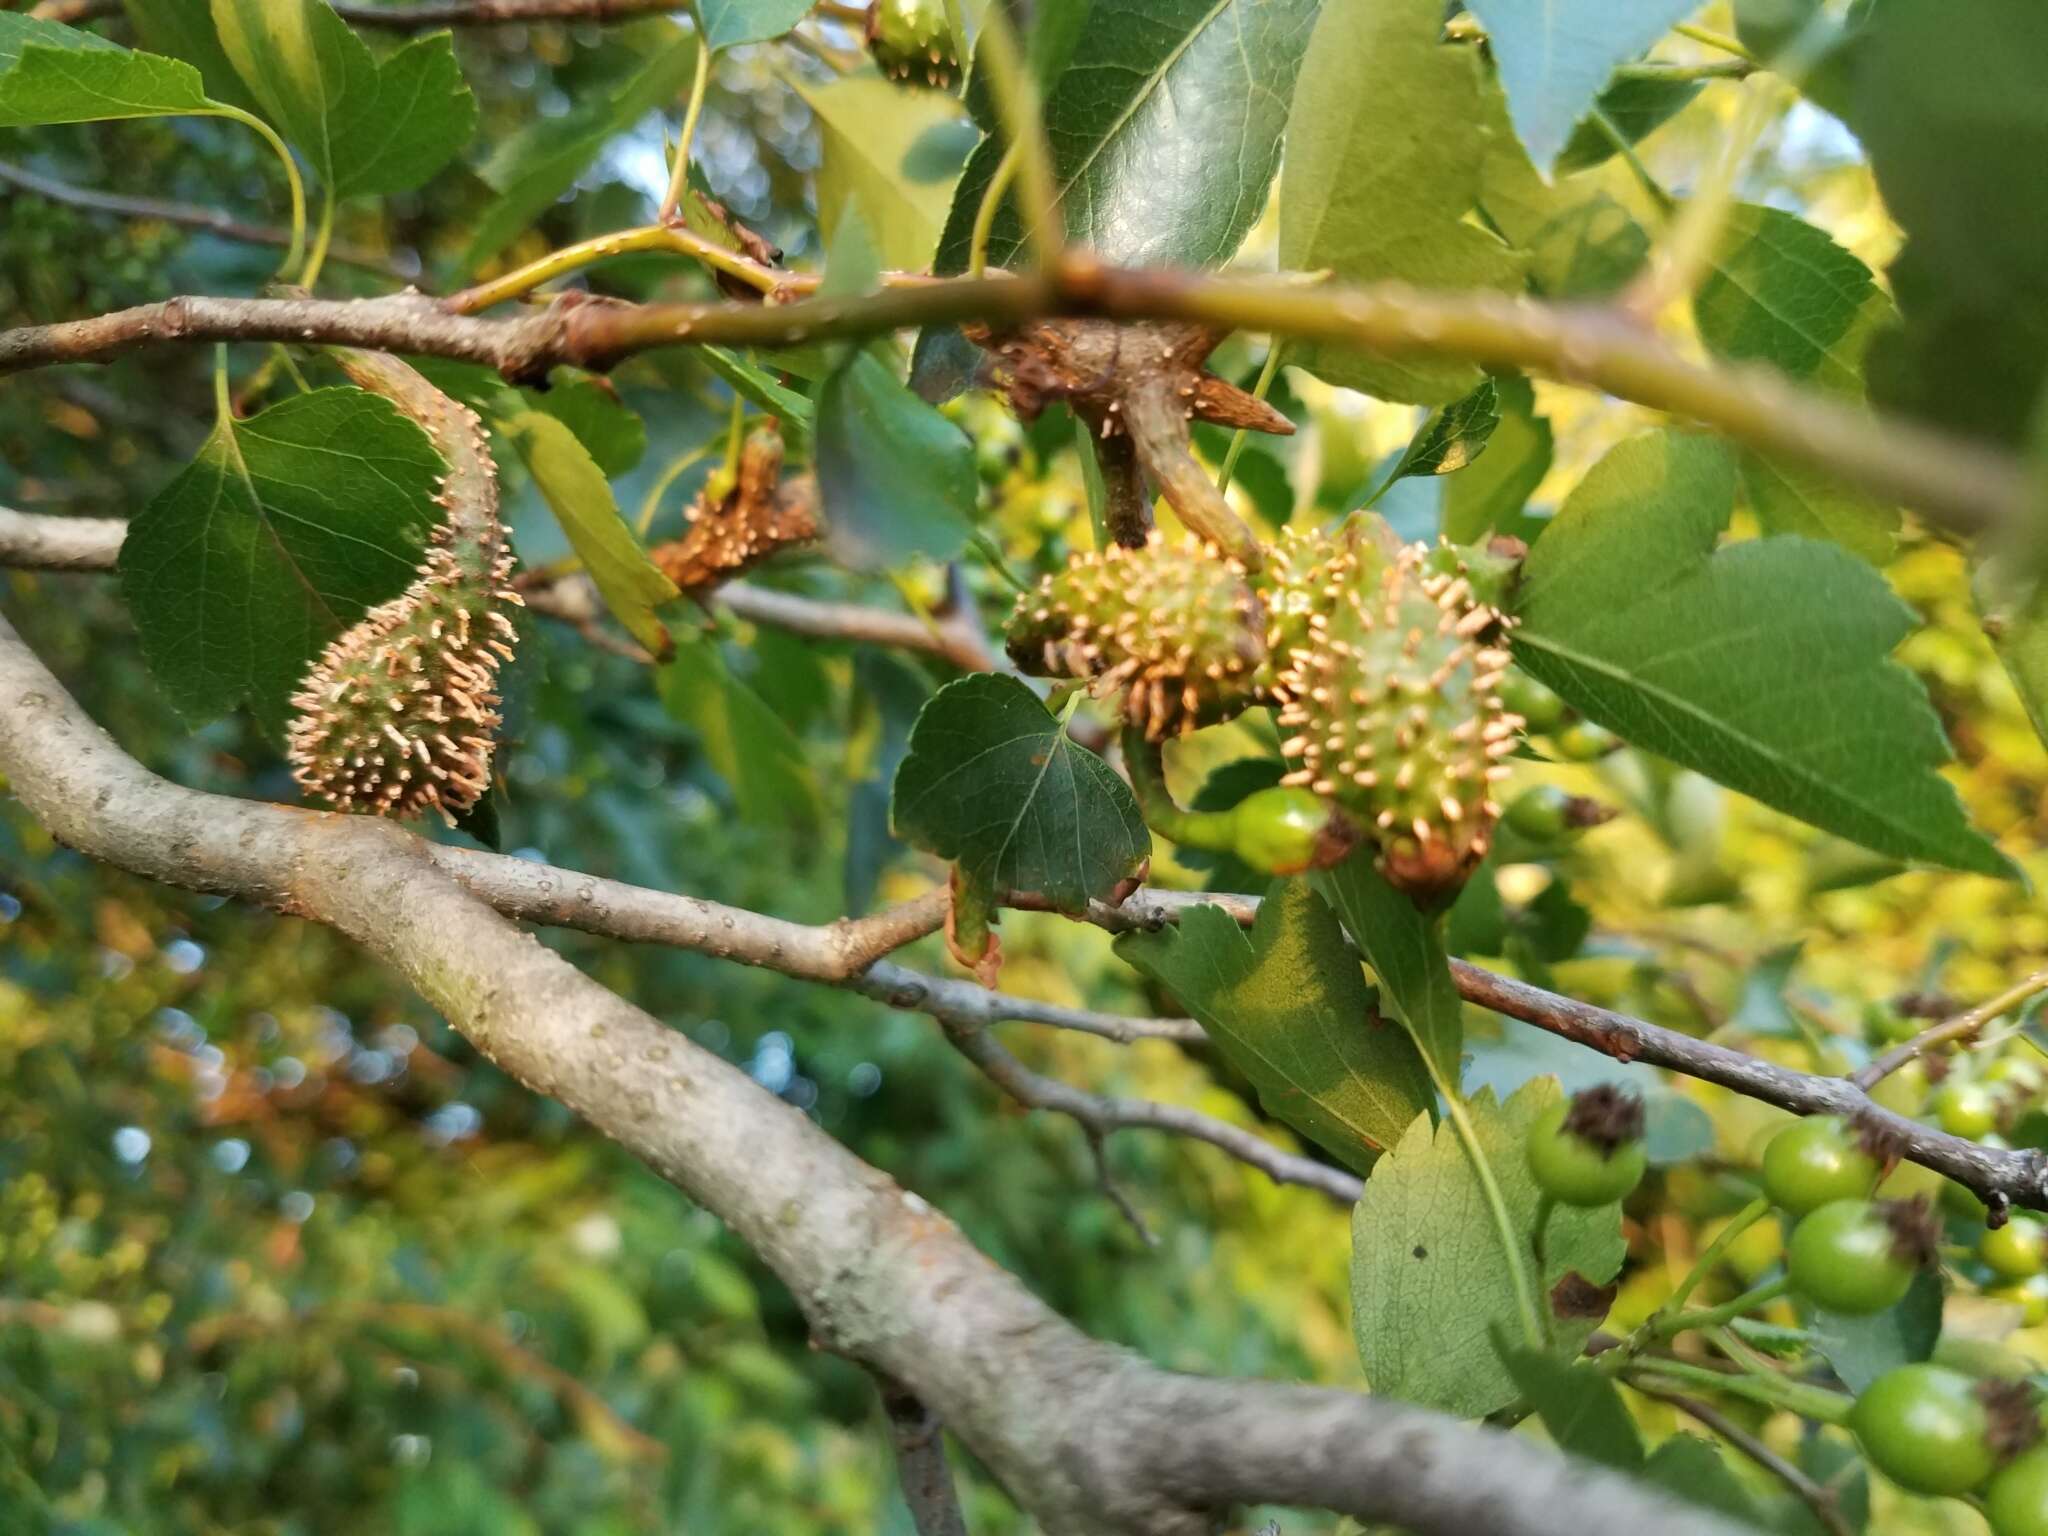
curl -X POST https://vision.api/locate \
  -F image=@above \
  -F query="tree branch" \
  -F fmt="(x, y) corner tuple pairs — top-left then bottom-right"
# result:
(0, 609), (1756, 1536)
(0, 511), (998, 673)
(0, 259), (2027, 538)
(876, 1377), (971, 1536)
(0, 160), (413, 280)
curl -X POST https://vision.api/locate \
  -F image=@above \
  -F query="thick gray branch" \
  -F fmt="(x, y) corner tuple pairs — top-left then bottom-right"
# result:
(0, 613), (1754, 1536)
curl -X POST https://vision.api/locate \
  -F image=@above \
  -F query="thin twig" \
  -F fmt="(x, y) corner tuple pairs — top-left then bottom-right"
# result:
(875, 1377), (971, 1536)
(0, 261), (2026, 539)
(1852, 968), (2048, 1089)
(0, 161), (412, 281)
(1627, 1383), (1851, 1536)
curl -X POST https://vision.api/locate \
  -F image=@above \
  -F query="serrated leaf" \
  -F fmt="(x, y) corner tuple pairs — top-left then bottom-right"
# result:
(1512, 430), (2009, 876)
(1466, 0), (1704, 173)
(1738, 451), (1896, 566)
(0, 14), (211, 126)
(1806, 1268), (1943, 1394)
(1639, 1436), (1761, 1524)
(524, 377), (645, 478)
(1280, 0), (1520, 404)
(503, 411), (678, 660)
(1392, 380), (1500, 482)
(697, 0), (812, 50)
(890, 674), (1149, 913)
(1350, 1079), (1625, 1418)
(932, 0), (1320, 279)
(118, 386), (441, 734)
(1555, 73), (1703, 174)
(1497, 1348), (1645, 1471)
(460, 25), (697, 274)
(699, 347), (813, 452)
(1115, 884), (1434, 1174)
(816, 350), (976, 571)
(659, 634), (818, 833)
(211, 0), (475, 197)
(787, 72), (972, 274)
(1442, 375), (1553, 543)
(1696, 204), (1896, 396)
(1315, 857), (1463, 1084)
(1844, 0), (2048, 446)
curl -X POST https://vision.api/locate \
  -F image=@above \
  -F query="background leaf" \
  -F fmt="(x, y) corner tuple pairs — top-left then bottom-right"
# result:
(459, 24), (696, 274)
(1441, 375), (1553, 542)
(1512, 430), (2008, 876)
(524, 377), (646, 479)
(787, 73), (972, 273)
(1389, 380), (1500, 482)
(815, 351), (976, 571)
(1466, 0), (1703, 172)
(697, 0), (813, 51)
(117, 386), (441, 734)
(0, 14), (211, 126)
(1805, 1268), (1944, 1393)
(890, 674), (1149, 913)
(1349, 1080), (1625, 1418)
(211, 0), (475, 197)
(1498, 1348), (1645, 1471)
(503, 411), (678, 660)
(931, 0), (1321, 278)
(1279, 0), (1520, 404)
(1314, 857), (1463, 1084)
(659, 635), (819, 833)
(1116, 885), (1434, 1174)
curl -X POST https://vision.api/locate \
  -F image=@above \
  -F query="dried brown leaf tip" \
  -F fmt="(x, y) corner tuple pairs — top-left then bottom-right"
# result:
(651, 424), (818, 592)
(286, 369), (519, 828)
(964, 319), (1291, 563)
(1560, 1084), (1646, 1156)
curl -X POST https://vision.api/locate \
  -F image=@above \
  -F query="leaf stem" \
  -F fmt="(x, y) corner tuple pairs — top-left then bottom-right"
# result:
(1588, 108), (1674, 216)
(1622, 1358), (1851, 1425)
(205, 105), (306, 277)
(635, 443), (716, 536)
(1215, 344), (1284, 498)
(1673, 21), (1757, 63)
(659, 34), (713, 224)
(968, 139), (1024, 280)
(299, 188), (337, 291)
(969, 3), (1061, 273)
(446, 223), (783, 313)
(1650, 1275), (1790, 1340)
(1428, 1059), (1544, 1350)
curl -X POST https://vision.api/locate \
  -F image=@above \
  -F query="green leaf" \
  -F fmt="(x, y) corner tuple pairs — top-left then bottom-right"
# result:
(1976, 552), (2048, 752)
(932, 0), (1321, 277)
(1466, 0), (1704, 172)
(1696, 205), (1896, 396)
(1349, 1079), (1625, 1418)
(699, 348), (814, 452)
(1279, 0), (1520, 404)
(118, 386), (441, 734)
(1843, 0), (2048, 446)
(1442, 375), (1554, 542)
(697, 0), (812, 50)
(815, 351), (977, 571)
(1115, 884), (1434, 1174)
(1639, 1436), (1762, 1524)
(1806, 1268), (1943, 1394)
(1555, 73), (1703, 174)
(0, 14), (212, 126)
(1391, 380), (1500, 482)
(659, 636), (819, 833)
(787, 72), (972, 273)
(1314, 857), (1463, 1084)
(459, 24), (697, 273)
(1512, 430), (2009, 876)
(211, 0), (475, 197)
(524, 377), (645, 479)
(502, 411), (679, 660)
(1497, 1348), (1645, 1471)
(890, 674), (1149, 913)
(122, 0), (255, 110)
(1738, 451), (1896, 566)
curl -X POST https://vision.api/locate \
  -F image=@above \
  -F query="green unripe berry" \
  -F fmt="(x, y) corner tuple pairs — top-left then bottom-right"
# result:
(1227, 786), (1354, 877)
(1787, 1197), (1935, 1315)
(1985, 1217), (2048, 1281)
(1499, 669), (1567, 733)
(1553, 720), (1620, 761)
(1760, 1115), (1881, 1216)
(1862, 1000), (1920, 1045)
(1503, 784), (1572, 844)
(1525, 1087), (1647, 1208)
(1988, 1445), (2048, 1536)
(866, 0), (959, 88)
(1937, 1081), (2002, 1140)
(1850, 1364), (1998, 1495)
